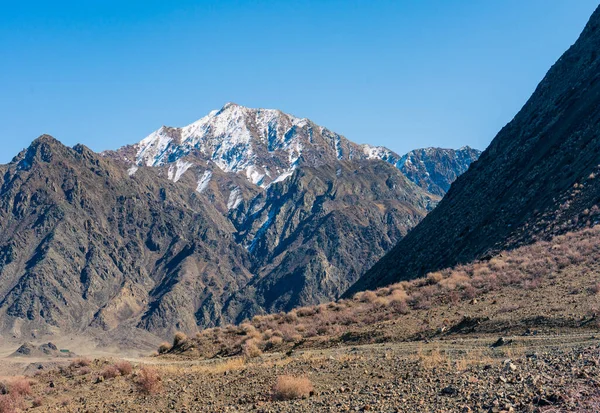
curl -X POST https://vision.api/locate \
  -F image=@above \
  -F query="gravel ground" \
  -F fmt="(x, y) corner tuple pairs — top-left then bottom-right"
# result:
(8, 333), (599, 412)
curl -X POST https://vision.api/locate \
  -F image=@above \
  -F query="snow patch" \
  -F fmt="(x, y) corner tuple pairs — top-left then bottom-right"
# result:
(196, 170), (212, 193)
(127, 166), (138, 176)
(227, 187), (243, 210)
(246, 165), (265, 186)
(270, 168), (295, 185)
(173, 159), (193, 183)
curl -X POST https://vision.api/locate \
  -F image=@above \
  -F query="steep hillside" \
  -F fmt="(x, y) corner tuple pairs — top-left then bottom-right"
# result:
(348, 4), (600, 294)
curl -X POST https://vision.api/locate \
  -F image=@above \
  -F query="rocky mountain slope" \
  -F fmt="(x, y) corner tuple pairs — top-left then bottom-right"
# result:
(0, 109), (476, 341)
(0, 136), (254, 340)
(222, 160), (436, 322)
(348, 4), (600, 295)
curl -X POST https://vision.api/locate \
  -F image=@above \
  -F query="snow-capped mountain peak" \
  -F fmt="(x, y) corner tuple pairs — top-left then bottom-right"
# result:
(128, 103), (479, 189)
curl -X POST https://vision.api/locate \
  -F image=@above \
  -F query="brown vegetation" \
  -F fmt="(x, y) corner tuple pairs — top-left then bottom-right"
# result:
(162, 225), (600, 359)
(136, 367), (162, 394)
(272, 376), (314, 401)
(114, 361), (133, 376)
(100, 365), (120, 380)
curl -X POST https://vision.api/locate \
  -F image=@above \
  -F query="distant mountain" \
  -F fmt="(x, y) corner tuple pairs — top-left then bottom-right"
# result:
(347, 4), (600, 295)
(398, 147), (481, 196)
(107, 103), (479, 212)
(117, 102), (408, 187)
(0, 105), (478, 343)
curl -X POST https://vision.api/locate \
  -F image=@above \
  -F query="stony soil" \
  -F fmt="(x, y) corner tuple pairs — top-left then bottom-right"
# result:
(5, 333), (599, 412)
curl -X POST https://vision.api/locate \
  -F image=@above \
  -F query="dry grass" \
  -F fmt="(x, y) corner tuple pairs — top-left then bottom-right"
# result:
(272, 376), (314, 401)
(417, 347), (446, 369)
(416, 345), (498, 371)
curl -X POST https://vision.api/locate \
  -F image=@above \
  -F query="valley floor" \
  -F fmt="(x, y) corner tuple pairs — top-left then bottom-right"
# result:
(2, 331), (600, 412)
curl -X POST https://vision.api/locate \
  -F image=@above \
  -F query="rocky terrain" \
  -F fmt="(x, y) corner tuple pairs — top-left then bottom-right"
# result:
(2, 335), (598, 412)
(3, 218), (600, 411)
(348, 4), (600, 295)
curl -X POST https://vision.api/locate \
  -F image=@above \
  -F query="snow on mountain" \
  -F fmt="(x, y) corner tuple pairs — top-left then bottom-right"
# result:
(128, 103), (479, 190)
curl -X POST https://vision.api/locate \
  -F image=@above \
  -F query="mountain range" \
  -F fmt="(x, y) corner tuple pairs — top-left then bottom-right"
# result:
(0, 108), (479, 342)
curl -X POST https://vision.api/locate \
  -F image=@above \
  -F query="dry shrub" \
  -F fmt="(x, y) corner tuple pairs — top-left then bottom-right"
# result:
(0, 394), (22, 413)
(591, 283), (600, 295)
(389, 288), (408, 302)
(78, 367), (92, 376)
(426, 271), (443, 284)
(390, 299), (410, 314)
(240, 323), (256, 335)
(439, 271), (470, 291)
(279, 324), (302, 343)
(272, 376), (314, 401)
(8, 379), (31, 396)
(158, 342), (171, 354)
(101, 365), (120, 380)
(523, 278), (542, 290)
(488, 257), (506, 271)
(242, 340), (262, 359)
(359, 291), (377, 303)
(473, 265), (491, 278)
(70, 358), (91, 368)
(373, 296), (389, 308)
(173, 331), (187, 347)
(137, 367), (162, 394)
(296, 306), (316, 317)
(114, 361), (133, 376)
(283, 311), (299, 323)
(267, 336), (283, 348)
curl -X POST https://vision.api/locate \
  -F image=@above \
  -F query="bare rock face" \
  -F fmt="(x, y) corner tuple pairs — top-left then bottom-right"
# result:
(348, 5), (600, 295)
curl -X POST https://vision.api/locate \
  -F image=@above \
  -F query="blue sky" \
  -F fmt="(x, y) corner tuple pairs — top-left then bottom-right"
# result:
(0, 0), (598, 163)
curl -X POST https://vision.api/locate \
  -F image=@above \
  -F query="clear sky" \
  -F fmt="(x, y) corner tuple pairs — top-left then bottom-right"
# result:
(1, 0), (598, 164)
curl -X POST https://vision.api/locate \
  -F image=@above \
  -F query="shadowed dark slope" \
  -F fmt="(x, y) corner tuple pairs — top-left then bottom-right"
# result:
(347, 5), (600, 295)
